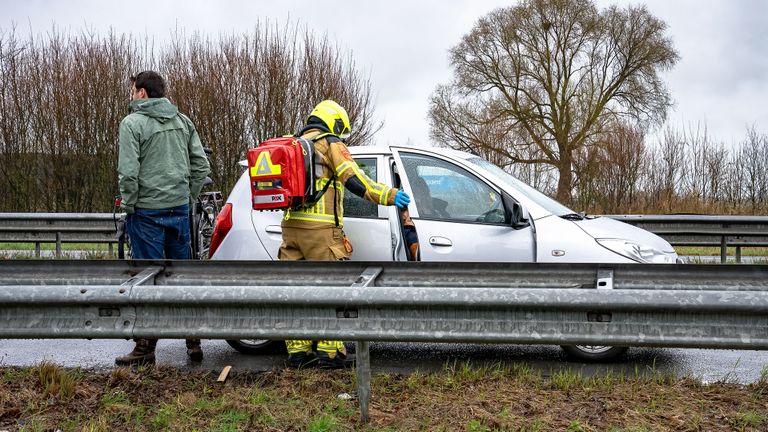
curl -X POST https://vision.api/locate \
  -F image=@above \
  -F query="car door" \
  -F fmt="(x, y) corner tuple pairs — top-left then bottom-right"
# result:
(337, 156), (394, 260)
(251, 156), (393, 260)
(391, 149), (535, 262)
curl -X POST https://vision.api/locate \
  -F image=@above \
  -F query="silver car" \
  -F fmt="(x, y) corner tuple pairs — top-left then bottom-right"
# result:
(210, 145), (678, 361)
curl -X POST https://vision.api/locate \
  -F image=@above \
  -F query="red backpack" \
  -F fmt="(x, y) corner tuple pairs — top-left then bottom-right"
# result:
(247, 136), (331, 211)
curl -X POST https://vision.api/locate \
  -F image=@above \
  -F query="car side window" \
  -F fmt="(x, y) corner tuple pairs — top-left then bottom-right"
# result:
(343, 157), (379, 218)
(400, 153), (505, 224)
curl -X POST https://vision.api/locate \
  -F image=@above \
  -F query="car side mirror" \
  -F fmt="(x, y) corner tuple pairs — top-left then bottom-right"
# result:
(502, 193), (530, 230)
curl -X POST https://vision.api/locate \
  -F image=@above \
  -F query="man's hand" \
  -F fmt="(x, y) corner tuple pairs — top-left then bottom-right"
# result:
(394, 190), (411, 209)
(120, 202), (135, 214)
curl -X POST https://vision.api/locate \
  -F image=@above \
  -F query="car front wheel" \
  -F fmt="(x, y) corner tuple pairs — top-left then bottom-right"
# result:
(561, 345), (628, 362)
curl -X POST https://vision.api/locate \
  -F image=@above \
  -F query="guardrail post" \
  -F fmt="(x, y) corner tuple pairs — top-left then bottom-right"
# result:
(356, 340), (371, 423)
(720, 236), (727, 263)
(736, 246), (742, 263)
(350, 266), (382, 423)
(34, 242), (41, 258)
(55, 232), (62, 258)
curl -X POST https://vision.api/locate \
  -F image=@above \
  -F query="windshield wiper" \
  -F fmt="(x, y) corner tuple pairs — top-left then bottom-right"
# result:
(560, 212), (599, 221)
(560, 212), (585, 221)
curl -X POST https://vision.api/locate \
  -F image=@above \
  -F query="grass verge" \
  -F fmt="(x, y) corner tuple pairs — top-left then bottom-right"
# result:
(1, 361), (767, 431)
(675, 246), (768, 257)
(0, 243), (113, 251)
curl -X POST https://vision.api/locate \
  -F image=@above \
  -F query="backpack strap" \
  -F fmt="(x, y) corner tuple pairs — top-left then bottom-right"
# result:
(296, 131), (341, 227)
(322, 136), (345, 227)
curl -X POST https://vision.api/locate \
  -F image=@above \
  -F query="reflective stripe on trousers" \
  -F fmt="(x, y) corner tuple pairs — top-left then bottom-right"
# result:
(286, 340), (346, 355)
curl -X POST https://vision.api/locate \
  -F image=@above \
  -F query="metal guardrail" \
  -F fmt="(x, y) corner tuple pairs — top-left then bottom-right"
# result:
(606, 214), (768, 263)
(0, 213), (120, 257)
(1, 213), (767, 262)
(1, 259), (767, 420)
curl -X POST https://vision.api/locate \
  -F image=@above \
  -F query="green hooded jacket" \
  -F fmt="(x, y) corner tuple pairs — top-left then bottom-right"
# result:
(118, 98), (210, 213)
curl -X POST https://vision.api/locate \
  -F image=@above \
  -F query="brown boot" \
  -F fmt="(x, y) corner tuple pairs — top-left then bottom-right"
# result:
(186, 339), (203, 362)
(115, 338), (157, 366)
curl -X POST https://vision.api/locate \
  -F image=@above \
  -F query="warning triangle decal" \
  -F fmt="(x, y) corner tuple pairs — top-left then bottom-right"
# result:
(250, 152), (281, 177)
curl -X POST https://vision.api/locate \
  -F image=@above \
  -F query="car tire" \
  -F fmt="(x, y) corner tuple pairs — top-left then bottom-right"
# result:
(225, 339), (283, 355)
(560, 345), (628, 362)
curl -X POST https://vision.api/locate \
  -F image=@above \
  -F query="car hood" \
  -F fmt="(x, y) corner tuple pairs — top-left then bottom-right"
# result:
(574, 216), (675, 253)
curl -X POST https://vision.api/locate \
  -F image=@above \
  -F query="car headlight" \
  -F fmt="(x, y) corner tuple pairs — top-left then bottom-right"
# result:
(596, 239), (677, 264)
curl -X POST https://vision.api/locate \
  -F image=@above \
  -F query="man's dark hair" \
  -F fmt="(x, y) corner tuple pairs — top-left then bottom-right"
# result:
(130, 71), (166, 98)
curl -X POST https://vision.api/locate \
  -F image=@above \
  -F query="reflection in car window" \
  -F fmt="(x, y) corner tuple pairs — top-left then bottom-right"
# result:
(344, 158), (378, 218)
(466, 157), (574, 216)
(400, 153), (505, 224)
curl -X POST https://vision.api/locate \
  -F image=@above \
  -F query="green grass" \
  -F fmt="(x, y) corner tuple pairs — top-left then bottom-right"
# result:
(37, 361), (78, 400)
(151, 403), (174, 430)
(308, 415), (338, 432)
(0, 242), (118, 260)
(550, 368), (584, 392)
(466, 419), (492, 432)
(3, 363), (768, 431)
(0, 242), (114, 251)
(675, 246), (768, 256)
(608, 428), (650, 432)
(732, 410), (768, 429)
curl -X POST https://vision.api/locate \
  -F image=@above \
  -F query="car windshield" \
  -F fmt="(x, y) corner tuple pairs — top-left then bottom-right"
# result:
(466, 157), (575, 216)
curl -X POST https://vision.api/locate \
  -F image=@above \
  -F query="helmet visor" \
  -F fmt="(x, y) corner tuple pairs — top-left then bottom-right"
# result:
(334, 118), (351, 139)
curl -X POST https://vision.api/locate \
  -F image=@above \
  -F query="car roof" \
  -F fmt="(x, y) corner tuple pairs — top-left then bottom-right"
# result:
(237, 144), (477, 168)
(349, 144), (476, 161)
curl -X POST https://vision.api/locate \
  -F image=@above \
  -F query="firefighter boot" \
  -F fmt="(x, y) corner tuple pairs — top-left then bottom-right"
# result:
(186, 339), (203, 362)
(317, 340), (355, 369)
(115, 338), (157, 366)
(286, 351), (319, 369)
(317, 350), (355, 369)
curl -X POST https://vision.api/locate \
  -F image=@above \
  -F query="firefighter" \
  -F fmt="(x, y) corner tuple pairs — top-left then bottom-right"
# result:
(280, 100), (410, 369)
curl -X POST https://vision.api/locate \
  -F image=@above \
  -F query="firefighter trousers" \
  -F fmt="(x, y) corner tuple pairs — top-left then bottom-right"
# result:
(280, 226), (349, 358)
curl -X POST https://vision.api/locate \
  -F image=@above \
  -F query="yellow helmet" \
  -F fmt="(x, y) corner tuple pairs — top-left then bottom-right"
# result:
(308, 100), (351, 139)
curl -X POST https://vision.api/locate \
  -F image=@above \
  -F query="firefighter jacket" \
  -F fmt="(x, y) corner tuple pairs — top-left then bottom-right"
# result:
(281, 129), (397, 229)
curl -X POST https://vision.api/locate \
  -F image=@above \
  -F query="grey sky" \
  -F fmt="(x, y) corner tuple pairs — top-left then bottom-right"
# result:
(1, 0), (766, 146)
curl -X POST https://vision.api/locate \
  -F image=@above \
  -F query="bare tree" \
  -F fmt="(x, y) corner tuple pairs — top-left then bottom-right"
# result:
(704, 142), (728, 212)
(739, 126), (768, 212)
(677, 122), (714, 206)
(429, 0), (678, 203)
(573, 121), (646, 213)
(721, 148), (744, 213)
(163, 23), (380, 194)
(0, 28), (143, 212)
(0, 23), (379, 211)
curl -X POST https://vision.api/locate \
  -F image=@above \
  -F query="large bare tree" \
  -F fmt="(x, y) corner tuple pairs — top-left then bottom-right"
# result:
(429, 0), (678, 202)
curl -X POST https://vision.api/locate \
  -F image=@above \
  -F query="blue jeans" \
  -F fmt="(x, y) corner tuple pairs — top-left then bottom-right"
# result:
(126, 204), (191, 260)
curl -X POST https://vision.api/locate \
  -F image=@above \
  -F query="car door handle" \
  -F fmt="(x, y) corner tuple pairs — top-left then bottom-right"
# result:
(265, 225), (282, 234)
(429, 236), (452, 247)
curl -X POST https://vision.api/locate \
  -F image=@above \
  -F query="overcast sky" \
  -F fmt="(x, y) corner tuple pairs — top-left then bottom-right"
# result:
(1, 0), (766, 147)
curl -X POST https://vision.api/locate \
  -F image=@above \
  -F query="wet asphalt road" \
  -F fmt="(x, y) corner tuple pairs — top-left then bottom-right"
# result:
(0, 339), (765, 384)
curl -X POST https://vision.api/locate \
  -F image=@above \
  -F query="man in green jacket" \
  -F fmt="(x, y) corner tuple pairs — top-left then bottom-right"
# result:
(115, 70), (210, 366)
